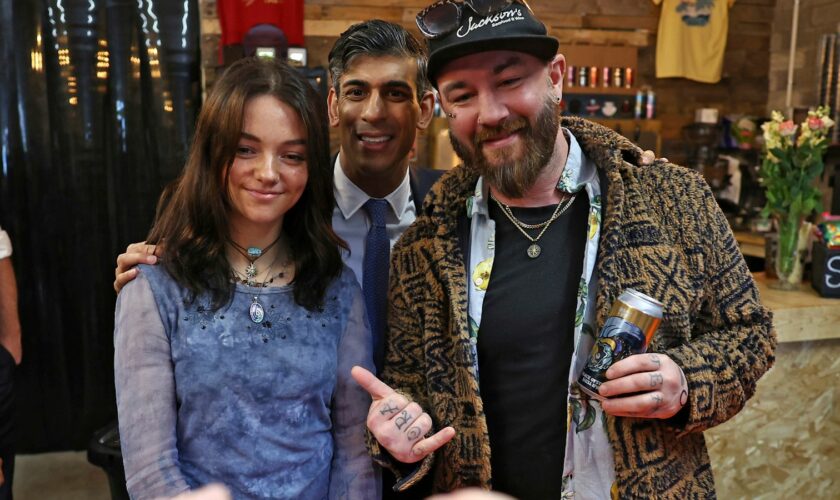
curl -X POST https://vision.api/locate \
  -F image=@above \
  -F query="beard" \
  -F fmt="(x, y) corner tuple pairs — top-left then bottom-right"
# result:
(449, 95), (561, 199)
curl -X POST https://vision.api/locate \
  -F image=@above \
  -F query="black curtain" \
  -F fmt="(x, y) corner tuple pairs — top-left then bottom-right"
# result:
(0, 0), (201, 451)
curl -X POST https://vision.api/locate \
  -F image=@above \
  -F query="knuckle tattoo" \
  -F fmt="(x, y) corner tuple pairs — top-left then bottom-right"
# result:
(395, 410), (412, 430)
(651, 393), (663, 412)
(650, 373), (664, 387)
(406, 426), (422, 441)
(379, 402), (399, 416)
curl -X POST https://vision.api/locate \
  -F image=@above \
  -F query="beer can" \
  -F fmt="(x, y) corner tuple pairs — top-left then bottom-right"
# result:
(646, 89), (656, 119)
(634, 90), (644, 119)
(613, 67), (623, 88)
(578, 66), (588, 87)
(578, 289), (663, 400)
(624, 67), (634, 88)
(602, 67), (611, 88)
(567, 65), (576, 87)
(589, 66), (598, 88)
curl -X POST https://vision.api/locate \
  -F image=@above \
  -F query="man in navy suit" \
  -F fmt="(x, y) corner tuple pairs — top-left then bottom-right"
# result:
(324, 20), (439, 373)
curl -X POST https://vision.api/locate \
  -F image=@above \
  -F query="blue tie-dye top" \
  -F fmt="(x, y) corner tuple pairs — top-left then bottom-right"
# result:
(114, 264), (379, 500)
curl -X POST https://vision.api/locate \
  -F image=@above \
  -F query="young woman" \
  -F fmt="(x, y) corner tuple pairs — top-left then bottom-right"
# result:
(114, 57), (377, 499)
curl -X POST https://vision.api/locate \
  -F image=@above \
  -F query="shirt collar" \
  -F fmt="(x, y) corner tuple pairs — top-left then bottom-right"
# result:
(556, 129), (592, 194)
(333, 154), (412, 220)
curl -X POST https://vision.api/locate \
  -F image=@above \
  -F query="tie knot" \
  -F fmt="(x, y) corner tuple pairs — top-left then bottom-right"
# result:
(363, 198), (390, 227)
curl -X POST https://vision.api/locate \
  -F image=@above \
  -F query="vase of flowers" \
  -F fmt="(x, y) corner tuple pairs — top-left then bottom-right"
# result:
(759, 106), (835, 290)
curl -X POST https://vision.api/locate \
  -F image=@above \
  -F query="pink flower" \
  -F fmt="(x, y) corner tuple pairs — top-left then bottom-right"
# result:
(808, 116), (825, 131)
(779, 120), (797, 136)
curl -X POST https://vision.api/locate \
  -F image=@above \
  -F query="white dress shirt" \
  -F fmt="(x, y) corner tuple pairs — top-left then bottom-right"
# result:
(0, 227), (11, 259)
(332, 155), (417, 287)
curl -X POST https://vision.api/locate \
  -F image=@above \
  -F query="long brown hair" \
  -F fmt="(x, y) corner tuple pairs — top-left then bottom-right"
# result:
(148, 57), (345, 311)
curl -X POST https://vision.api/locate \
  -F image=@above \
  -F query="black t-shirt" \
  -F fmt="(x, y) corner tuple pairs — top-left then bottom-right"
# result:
(477, 192), (589, 499)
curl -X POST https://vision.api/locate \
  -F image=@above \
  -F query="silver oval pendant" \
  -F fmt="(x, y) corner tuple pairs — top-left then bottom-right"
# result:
(249, 300), (265, 323)
(527, 243), (541, 259)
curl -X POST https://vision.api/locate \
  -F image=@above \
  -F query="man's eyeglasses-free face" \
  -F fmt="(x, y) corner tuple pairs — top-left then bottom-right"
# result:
(415, 0), (532, 39)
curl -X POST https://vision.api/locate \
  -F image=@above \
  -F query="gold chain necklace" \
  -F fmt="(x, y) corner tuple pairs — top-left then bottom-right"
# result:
(491, 192), (578, 259)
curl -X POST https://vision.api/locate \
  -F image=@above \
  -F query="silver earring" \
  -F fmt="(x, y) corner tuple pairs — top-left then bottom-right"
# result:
(446, 112), (456, 119)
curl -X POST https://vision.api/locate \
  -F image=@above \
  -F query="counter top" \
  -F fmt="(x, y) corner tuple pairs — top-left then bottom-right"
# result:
(734, 231), (766, 258)
(753, 272), (840, 343)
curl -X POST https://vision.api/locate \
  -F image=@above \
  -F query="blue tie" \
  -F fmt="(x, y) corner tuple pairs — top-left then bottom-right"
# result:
(362, 199), (390, 373)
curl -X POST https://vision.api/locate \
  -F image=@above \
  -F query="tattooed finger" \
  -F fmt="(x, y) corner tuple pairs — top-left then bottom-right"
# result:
(649, 372), (663, 388)
(395, 410), (412, 430)
(650, 393), (663, 414)
(379, 402), (399, 416)
(648, 354), (661, 368)
(406, 426), (422, 441)
(679, 389), (688, 407)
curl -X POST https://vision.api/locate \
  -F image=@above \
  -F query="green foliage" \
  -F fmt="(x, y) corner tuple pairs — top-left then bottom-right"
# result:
(759, 107), (834, 220)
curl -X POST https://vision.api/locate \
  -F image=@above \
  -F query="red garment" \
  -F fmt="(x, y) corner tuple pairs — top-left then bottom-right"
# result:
(217, 0), (304, 47)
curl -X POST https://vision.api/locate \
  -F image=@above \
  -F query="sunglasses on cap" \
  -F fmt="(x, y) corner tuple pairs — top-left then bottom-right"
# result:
(416, 0), (533, 39)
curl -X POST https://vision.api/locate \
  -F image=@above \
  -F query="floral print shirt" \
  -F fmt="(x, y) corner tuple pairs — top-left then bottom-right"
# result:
(465, 130), (617, 499)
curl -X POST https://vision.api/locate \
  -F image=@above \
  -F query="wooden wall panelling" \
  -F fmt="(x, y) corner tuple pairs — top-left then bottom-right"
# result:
(197, 0), (776, 165)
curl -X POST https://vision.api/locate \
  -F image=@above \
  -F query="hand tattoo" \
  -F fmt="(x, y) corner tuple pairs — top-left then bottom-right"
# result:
(406, 426), (422, 441)
(379, 403), (399, 416)
(395, 410), (412, 430)
(649, 354), (661, 368)
(650, 393), (663, 413)
(650, 372), (663, 388)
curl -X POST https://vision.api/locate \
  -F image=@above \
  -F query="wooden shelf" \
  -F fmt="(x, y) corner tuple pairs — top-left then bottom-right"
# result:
(734, 231), (766, 259)
(589, 118), (660, 127)
(564, 87), (637, 96)
(549, 28), (651, 47)
(585, 118), (661, 155)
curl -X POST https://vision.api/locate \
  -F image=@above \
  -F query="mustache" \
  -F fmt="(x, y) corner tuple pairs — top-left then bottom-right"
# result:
(474, 117), (529, 145)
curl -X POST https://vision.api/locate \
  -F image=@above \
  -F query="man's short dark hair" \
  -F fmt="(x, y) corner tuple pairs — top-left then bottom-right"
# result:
(328, 19), (430, 99)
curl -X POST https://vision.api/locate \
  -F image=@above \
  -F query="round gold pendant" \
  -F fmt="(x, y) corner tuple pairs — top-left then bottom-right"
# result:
(527, 244), (541, 258)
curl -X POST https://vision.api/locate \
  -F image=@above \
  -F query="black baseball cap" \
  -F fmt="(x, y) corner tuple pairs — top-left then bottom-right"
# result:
(425, 1), (559, 87)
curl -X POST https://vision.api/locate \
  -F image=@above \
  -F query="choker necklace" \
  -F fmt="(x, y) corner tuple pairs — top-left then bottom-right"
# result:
(492, 192), (578, 259)
(228, 235), (282, 285)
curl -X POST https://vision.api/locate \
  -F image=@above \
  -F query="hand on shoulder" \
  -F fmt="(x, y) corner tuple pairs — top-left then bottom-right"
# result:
(114, 241), (158, 293)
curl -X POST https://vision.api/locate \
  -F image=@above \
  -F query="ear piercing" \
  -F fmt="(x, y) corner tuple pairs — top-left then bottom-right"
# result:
(446, 112), (456, 119)
(554, 95), (561, 104)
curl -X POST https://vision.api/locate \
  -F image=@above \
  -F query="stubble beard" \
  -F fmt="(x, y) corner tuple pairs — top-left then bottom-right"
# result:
(449, 96), (561, 199)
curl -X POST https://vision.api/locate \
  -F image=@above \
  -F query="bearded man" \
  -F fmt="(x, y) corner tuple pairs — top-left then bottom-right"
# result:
(351, 1), (776, 498)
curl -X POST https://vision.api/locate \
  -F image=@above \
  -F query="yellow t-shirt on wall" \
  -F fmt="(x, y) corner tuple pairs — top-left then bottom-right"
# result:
(653, 0), (735, 83)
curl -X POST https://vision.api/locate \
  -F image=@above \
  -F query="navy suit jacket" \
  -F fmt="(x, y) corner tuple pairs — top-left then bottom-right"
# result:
(332, 158), (442, 498)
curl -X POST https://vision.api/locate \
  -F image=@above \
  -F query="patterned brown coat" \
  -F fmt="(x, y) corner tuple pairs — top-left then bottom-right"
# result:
(369, 117), (776, 499)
